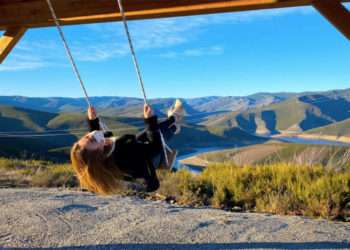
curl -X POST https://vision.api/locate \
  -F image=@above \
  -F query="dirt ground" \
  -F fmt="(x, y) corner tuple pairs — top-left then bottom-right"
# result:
(1, 188), (350, 249)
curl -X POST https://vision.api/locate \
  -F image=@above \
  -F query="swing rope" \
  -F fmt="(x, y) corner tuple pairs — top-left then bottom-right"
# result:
(46, 0), (91, 108)
(46, 0), (171, 165)
(115, 0), (170, 165)
(46, 0), (111, 131)
(116, 0), (148, 104)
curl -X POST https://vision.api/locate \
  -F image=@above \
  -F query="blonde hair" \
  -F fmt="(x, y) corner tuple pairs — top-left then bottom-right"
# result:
(70, 141), (123, 195)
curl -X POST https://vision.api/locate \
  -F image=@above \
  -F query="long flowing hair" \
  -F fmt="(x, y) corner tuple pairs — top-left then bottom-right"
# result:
(70, 141), (123, 195)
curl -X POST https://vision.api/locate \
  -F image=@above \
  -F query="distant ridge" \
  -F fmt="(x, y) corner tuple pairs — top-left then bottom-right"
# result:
(1, 88), (350, 160)
(0, 104), (264, 160)
(204, 89), (350, 136)
(1, 88), (349, 115)
(0, 94), (289, 115)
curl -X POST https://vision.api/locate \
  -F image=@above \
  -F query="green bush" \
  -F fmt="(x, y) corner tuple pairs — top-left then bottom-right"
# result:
(31, 164), (77, 187)
(2, 156), (350, 220)
(0, 157), (77, 188)
(0, 158), (48, 170)
(158, 163), (350, 220)
(157, 169), (208, 206)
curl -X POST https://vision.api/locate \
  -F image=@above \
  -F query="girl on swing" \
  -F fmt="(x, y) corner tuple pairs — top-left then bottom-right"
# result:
(70, 100), (184, 195)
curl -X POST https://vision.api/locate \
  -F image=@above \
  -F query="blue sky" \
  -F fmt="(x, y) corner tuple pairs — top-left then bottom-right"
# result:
(0, 5), (349, 99)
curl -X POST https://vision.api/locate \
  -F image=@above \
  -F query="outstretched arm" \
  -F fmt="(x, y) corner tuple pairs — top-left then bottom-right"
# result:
(143, 104), (162, 158)
(143, 104), (161, 192)
(86, 106), (114, 137)
(87, 106), (101, 132)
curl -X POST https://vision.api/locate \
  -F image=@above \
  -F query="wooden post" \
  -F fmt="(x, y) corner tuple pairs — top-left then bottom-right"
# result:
(313, 0), (350, 40)
(0, 27), (27, 64)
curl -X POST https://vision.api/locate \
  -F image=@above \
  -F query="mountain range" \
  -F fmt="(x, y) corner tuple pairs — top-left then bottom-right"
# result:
(1, 88), (350, 160)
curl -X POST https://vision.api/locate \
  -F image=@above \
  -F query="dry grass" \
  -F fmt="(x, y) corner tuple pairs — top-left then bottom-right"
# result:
(157, 163), (350, 221)
(195, 142), (350, 170)
(0, 158), (77, 188)
(2, 155), (350, 221)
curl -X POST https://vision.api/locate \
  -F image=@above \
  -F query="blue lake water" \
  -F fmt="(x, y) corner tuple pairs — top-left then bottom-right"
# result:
(275, 136), (350, 146)
(177, 146), (235, 161)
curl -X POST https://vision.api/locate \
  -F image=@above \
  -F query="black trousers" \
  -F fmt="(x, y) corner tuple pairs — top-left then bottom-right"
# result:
(136, 116), (177, 165)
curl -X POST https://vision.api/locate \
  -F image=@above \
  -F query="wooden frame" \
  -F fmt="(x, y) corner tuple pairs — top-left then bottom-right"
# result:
(0, 27), (27, 63)
(313, 0), (350, 40)
(0, 0), (349, 63)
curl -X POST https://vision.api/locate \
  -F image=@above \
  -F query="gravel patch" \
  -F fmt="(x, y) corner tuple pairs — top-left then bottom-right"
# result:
(1, 188), (350, 249)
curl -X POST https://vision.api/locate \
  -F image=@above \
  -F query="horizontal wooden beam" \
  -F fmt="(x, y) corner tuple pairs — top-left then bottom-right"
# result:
(0, 0), (349, 30)
(313, 0), (350, 40)
(0, 27), (26, 64)
(0, 0), (349, 64)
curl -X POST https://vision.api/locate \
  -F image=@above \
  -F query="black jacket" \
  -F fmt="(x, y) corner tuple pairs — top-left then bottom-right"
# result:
(88, 116), (161, 192)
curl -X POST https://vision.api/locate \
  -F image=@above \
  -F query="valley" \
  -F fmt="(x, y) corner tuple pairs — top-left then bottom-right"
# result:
(1, 89), (350, 161)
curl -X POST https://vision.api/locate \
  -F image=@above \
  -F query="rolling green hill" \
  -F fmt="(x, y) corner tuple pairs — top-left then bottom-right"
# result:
(305, 118), (350, 137)
(0, 105), (144, 160)
(192, 141), (350, 170)
(2, 89), (350, 161)
(0, 105), (56, 132)
(0, 94), (291, 118)
(0, 105), (264, 161)
(0, 106), (76, 160)
(2, 89), (349, 116)
(207, 94), (350, 135)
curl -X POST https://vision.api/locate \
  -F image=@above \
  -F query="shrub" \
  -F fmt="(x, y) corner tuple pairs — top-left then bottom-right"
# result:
(158, 163), (350, 220)
(157, 169), (207, 206)
(0, 158), (47, 170)
(31, 164), (77, 187)
(0, 157), (78, 188)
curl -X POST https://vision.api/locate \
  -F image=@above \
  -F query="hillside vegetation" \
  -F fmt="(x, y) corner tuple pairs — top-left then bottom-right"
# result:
(0, 94), (289, 115)
(182, 142), (350, 170)
(1, 156), (350, 221)
(158, 164), (350, 221)
(0, 158), (75, 188)
(306, 118), (350, 137)
(0, 105), (56, 132)
(208, 94), (350, 136)
(0, 104), (263, 160)
(0, 106), (143, 160)
(2, 89), (350, 160)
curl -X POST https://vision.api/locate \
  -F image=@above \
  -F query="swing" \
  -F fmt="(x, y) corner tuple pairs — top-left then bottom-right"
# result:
(45, 0), (173, 167)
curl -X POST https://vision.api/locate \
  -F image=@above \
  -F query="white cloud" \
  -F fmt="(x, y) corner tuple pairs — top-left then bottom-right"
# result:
(0, 39), (67, 72)
(76, 18), (197, 61)
(184, 46), (224, 57)
(78, 6), (313, 61)
(160, 45), (224, 58)
(1, 5), (314, 70)
(0, 54), (46, 72)
(16, 40), (59, 52)
(71, 42), (129, 62)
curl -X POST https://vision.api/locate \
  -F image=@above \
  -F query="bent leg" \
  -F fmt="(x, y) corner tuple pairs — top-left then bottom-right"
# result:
(159, 116), (177, 141)
(136, 116), (177, 143)
(136, 116), (178, 168)
(155, 116), (178, 168)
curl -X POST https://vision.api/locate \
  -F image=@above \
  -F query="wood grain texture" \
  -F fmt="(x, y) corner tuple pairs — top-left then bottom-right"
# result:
(0, 27), (26, 63)
(313, 0), (350, 40)
(0, 0), (349, 29)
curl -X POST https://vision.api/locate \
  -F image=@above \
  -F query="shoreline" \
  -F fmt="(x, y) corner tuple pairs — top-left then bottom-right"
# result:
(273, 133), (350, 146)
(177, 134), (350, 172)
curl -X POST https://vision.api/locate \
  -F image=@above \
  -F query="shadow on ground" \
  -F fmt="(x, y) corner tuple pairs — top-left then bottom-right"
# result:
(5, 242), (350, 249)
